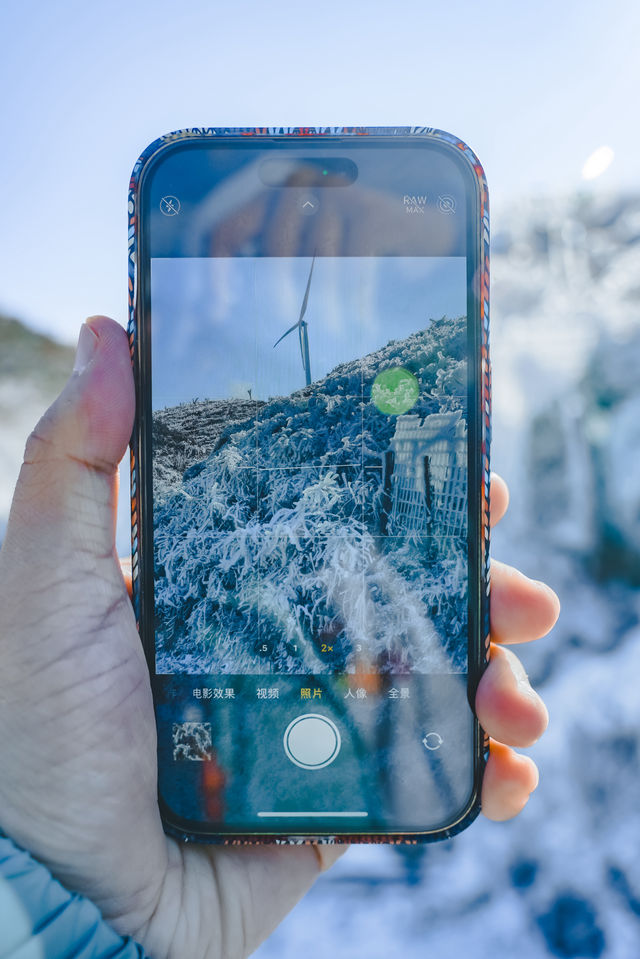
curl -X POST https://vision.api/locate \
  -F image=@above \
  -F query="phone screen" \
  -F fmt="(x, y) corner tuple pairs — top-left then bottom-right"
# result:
(137, 136), (484, 836)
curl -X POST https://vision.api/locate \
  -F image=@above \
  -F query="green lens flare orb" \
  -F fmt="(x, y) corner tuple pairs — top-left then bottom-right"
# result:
(371, 367), (420, 415)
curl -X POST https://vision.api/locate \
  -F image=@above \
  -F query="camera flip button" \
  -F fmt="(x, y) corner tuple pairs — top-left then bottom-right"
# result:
(283, 714), (341, 770)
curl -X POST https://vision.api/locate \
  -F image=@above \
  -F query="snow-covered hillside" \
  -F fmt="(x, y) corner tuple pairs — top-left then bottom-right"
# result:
(153, 318), (468, 675)
(153, 397), (264, 499)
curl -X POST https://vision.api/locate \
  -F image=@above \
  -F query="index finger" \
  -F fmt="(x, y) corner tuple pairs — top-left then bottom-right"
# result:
(490, 472), (509, 528)
(488, 473), (560, 643)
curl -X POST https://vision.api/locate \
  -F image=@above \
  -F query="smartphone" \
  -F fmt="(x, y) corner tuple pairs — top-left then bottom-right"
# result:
(128, 126), (490, 844)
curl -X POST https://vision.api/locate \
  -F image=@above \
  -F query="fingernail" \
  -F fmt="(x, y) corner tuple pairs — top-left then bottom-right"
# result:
(533, 579), (561, 608)
(73, 322), (98, 374)
(516, 671), (544, 707)
(519, 754), (540, 792)
(507, 652), (547, 711)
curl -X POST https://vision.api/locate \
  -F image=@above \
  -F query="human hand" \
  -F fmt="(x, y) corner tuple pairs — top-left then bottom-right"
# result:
(0, 316), (558, 958)
(476, 475), (558, 819)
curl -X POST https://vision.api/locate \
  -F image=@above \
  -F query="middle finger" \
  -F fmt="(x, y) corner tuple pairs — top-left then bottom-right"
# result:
(476, 643), (549, 747)
(491, 559), (560, 645)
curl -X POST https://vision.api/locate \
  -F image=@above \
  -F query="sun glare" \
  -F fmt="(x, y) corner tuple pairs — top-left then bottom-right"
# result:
(582, 146), (615, 181)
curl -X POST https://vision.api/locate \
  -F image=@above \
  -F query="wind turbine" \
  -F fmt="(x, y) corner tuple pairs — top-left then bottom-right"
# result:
(273, 254), (315, 387)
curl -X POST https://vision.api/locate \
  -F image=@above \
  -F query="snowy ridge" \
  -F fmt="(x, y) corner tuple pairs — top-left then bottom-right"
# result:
(153, 397), (264, 500)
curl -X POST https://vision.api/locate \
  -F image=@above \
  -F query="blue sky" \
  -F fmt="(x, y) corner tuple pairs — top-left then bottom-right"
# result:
(1, 0), (639, 344)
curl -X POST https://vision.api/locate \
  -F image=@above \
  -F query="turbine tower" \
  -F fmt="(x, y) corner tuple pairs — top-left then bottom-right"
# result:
(273, 254), (315, 387)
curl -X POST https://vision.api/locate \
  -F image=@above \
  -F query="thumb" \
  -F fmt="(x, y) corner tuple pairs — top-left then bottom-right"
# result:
(2, 316), (134, 565)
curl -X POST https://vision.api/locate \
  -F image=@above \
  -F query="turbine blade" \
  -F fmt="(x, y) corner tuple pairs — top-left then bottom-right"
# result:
(273, 322), (300, 348)
(297, 254), (316, 324)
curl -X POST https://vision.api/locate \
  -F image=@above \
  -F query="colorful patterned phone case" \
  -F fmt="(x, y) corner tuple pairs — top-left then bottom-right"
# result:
(127, 127), (490, 845)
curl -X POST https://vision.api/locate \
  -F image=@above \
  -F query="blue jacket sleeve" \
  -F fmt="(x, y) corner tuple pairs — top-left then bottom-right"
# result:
(0, 832), (150, 958)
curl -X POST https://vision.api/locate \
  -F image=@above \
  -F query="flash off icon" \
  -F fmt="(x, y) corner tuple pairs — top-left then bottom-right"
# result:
(160, 195), (181, 216)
